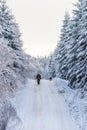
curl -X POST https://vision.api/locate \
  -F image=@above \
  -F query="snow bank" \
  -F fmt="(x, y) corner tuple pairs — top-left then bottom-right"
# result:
(54, 78), (87, 130)
(0, 40), (27, 129)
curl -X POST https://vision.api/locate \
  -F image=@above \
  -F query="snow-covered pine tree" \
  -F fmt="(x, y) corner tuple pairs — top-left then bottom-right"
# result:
(63, 0), (87, 89)
(0, 0), (30, 81)
(0, 0), (22, 51)
(48, 55), (56, 78)
(73, 0), (87, 88)
(52, 44), (60, 78)
(66, 1), (82, 88)
(57, 13), (70, 80)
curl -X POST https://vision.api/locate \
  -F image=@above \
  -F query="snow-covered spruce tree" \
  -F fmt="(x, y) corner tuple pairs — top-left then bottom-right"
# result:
(66, 1), (82, 88)
(48, 55), (56, 78)
(0, 1), (30, 128)
(43, 59), (50, 79)
(0, 0), (22, 51)
(52, 45), (59, 78)
(0, 0), (30, 81)
(64, 0), (87, 89)
(57, 13), (71, 80)
(73, 0), (87, 89)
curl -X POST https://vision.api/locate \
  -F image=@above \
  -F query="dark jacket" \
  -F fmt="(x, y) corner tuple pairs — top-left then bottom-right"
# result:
(36, 74), (41, 80)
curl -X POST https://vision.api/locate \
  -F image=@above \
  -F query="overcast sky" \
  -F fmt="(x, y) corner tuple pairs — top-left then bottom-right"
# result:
(7, 0), (77, 57)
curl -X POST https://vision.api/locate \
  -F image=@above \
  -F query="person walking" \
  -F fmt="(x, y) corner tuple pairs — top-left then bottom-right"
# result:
(36, 74), (41, 85)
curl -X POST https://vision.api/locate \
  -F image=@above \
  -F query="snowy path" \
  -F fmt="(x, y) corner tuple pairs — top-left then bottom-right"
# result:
(9, 79), (79, 130)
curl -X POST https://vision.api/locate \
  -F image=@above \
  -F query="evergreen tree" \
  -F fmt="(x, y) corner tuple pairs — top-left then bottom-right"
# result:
(66, 1), (82, 88)
(0, 0), (30, 79)
(48, 55), (56, 78)
(74, 0), (87, 88)
(0, 0), (22, 51)
(51, 0), (87, 89)
(57, 13), (70, 80)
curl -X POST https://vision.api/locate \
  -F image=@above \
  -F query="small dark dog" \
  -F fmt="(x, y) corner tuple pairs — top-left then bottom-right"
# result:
(49, 77), (52, 81)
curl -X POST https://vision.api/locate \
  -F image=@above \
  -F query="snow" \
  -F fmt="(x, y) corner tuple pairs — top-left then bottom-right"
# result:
(54, 78), (87, 130)
(7, 79), (79, 130)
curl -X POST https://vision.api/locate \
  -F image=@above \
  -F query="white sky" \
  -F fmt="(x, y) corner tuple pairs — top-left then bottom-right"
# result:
(7, 0), (77, 57)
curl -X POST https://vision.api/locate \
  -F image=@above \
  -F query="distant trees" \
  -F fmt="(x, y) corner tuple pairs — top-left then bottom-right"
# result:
(48, 55), (56, 78)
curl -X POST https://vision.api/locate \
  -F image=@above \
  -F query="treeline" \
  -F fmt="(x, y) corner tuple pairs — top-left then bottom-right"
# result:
(48, 0), (87, 89)
(0, 0), (31, 99)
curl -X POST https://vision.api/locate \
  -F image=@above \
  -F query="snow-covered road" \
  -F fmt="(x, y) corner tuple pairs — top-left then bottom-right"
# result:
(8, 79), (79, 130)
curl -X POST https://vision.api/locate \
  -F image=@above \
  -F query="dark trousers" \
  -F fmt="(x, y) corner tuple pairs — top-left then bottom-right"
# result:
(37, 79), (40, 85)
